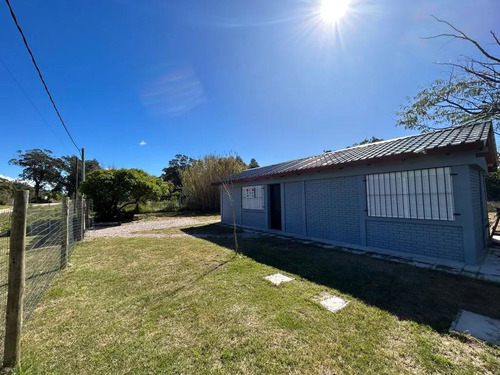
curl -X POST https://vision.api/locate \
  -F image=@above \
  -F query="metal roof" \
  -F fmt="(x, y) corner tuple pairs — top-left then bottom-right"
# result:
(216, 121), (498, 185)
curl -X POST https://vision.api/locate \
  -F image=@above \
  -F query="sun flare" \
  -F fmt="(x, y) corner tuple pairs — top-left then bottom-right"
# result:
(320, 0), (349, 24)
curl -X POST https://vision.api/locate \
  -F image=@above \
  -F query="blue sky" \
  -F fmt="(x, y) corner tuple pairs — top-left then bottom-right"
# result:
(1, 0), (499, 179)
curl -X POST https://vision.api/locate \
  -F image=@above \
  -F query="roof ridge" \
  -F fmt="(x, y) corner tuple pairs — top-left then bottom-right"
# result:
(217, 121), (493, 184)
(327, 122), (483, 155)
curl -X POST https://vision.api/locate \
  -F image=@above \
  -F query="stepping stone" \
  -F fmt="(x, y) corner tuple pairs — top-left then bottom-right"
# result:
(264, 273), (294, 286)
(319, 294), (349, 313)
(450, 310), (500, 345)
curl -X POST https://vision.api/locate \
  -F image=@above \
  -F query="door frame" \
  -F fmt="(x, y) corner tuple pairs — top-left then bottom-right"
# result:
(268, 183), (282, 231)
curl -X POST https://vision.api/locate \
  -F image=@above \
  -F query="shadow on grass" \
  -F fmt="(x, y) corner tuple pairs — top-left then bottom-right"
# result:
(183, 224), (500, 332)
(181, 224), (243, 236)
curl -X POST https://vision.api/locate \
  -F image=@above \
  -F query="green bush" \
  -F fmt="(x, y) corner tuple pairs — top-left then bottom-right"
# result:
(80, 169), (173, 222)
(486, 171), (500, 201)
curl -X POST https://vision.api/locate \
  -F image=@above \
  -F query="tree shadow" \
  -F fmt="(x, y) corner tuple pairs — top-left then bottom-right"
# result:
(181, 224), (500, 332)
(181, 223), (243, 236)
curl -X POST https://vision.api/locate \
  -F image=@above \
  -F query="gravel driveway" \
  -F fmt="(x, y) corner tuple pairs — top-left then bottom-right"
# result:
(86, 217), (213, 239)
(85, 216), (262, 240)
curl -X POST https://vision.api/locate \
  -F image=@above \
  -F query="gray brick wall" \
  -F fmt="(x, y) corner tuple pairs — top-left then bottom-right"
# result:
(366, 220), (464, 261)
(305, 177), (361, 244)
(470, 168), (486, 255)
(242, 210), (266, 228)
(284, 182), (303, 234)
(221, 186), (241, 225)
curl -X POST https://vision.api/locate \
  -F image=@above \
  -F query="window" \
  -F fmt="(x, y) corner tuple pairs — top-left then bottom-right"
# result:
(366, 167), (454, 221)
(242, 185), (265, 210)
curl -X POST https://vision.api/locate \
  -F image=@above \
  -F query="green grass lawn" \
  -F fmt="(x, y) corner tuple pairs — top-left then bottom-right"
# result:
(16, 225), (500, 374)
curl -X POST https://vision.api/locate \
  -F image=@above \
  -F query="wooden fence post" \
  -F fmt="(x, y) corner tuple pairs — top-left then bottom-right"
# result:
(60, 197), (69, 269)
(3, 190), (29, 368)
(81, 198), (85, 239)
(77, 195), (84, 241)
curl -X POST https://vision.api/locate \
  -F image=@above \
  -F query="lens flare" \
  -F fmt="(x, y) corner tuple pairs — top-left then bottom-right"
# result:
(320, 0), (349, 24)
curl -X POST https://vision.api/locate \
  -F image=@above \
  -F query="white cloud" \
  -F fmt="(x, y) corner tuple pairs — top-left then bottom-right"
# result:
(139, 140), (147, 146)
(140, 65), (206, 117)
(0, 174), (15, 181)
(0, 174), (33, 186)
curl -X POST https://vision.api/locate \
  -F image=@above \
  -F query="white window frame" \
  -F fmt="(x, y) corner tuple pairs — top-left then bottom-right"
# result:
(366, 167), (454, 221)
(242, 185), (265, 211)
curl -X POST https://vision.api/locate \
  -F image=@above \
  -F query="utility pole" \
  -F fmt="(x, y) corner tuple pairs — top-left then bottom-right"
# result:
(74, 157), (79, 201)
(81, 148), (85, 236)
(81, 148), (85, 183)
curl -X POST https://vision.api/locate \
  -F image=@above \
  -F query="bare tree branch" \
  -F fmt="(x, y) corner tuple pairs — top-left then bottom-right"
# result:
(491, 31), (500, 47)
(429, 16), (500, 64)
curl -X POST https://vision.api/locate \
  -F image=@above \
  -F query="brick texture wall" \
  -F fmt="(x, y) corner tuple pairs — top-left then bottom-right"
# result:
(470, 168), (487, 255)
(366, 220), (464, 261)
(242, 210), (266, 228)
(284, 182), (304, 234)
(305, 177), (361, 244)
(221, 186), (241, 225)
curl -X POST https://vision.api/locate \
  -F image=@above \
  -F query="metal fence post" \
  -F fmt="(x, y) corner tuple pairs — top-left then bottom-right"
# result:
(60, 197), (69, 269)
(3, 190), (29, 368)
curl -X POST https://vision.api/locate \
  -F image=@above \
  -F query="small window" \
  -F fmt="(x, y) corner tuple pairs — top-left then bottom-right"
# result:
(242, 185), (265, 210)
(366, 167), (454, 221)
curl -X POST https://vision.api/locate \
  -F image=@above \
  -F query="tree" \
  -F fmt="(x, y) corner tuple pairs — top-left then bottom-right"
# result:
(181, 155), (247, 211)
(80, 168), (173, 221)
(59, 155), (101, 197)
(0, 178), (13, 205)
(397, 17), (500, 133)
(235, 156), (247, 168)
(248, 158), (260, 168)
(9, 149), (63, 198)
(348, 136), (384, 148)
(161, 154), (195, 189)
(486, 170), (500, 201)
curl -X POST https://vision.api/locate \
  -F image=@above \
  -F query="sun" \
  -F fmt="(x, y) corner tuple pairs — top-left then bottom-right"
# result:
(320, 0), (349, 24)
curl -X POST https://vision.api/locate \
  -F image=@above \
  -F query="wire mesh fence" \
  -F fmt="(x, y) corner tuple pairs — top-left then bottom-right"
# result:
(0, 196), (90, 363)
(0, 209), (12, 362)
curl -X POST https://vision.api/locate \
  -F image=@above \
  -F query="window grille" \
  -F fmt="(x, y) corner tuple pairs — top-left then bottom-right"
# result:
(366, 167), (454, 221)
(242, 185), (265, 210)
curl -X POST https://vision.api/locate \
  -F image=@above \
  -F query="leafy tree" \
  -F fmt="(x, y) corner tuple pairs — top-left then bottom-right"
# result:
(59, 155), (101, 197)
(397, 17), (500, 133)
(235, 156), (247, 168)
(348, 136), (384, 148)
(80, 168), (173, 221)
(161, 154), (195, 189)
(8, 149), (63, 198)
(248, 158), (260, 168)
(486, 171), (500, 201)
(0, 179), (13, 205)
(181, 155), (247, 211)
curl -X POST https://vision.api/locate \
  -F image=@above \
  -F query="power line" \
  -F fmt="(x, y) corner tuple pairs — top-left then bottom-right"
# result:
(4, 0), (81, 155)
(0, 56), (69, 149)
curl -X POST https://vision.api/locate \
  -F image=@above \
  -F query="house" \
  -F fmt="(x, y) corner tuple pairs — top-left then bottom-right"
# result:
(216, 122), (498, 266)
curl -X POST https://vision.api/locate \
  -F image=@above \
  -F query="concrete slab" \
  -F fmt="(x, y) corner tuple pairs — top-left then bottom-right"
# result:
(323, 245), (338, 249)
(264, 273), (294, 286)
(463, 264), (480, 273)
(319, 294), (349, 313)
(450, 310), (500, 345)
(479, 249), (500, 277)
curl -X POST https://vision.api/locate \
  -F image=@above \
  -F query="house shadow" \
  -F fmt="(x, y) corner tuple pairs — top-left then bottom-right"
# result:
(181, 223), (500, 332)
